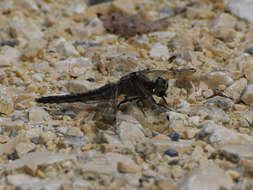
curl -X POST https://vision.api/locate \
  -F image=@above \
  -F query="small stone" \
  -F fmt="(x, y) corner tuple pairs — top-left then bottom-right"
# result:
(55, 39), (79, 57)
(117, 162), (141, 173)
(31, 73), (43, 82)
(3, 120), (25, 131)
(5, 151), (76, 171)
(168, 133), (180, 141)
(7, 151), (19, 160)
(0, 134), (8, 143)
(81, 152), (136, 175)
(8, 130), (19, 138)
(157, 181), (179, 190)
(10, 18), (44, 40)
(218, 144), (253, 162)
(228, 0), (253, 23)
(16, 0), (39, 12)
(212, 13), (236, 42)
(30, 137), (40, 144)
(22, 38), (47, 60)
(89, 0), (112, 6)
(0, 40), (17, 47)
(111, 0), (137, 15)
(164, 149), (179, 157)
(151, 139), (192, 154)
(159, 7), (175, 18)
(7, 174), (38, 186)
(66, 80), (89, 94)
(0, 94), (14, 115)
(245, 47), (253, 56)
(63, 136), (88, 149)
(197, 123), (253, 145)
(224, 78), (247, 102)
(149, 43), (169, 59)
(17, 179), (65, 190)
(54, 126), (69, 136)
(183, 128), (197, 139)
(71, 17), (105, 39)
(179, 163), (233, 190)
(28, 106), (51, 122)
(66, 127), (83, 137)
(118, 120), (145, 149)
(16, 142), (36, 157)
(52, 57), (92, 73)
(204, 96), (233, 110)
(241, 84), (253, 105)
(205, 72), (233, 89)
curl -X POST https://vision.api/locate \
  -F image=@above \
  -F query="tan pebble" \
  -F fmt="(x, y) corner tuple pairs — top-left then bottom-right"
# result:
(37, 169), (45, 178)
(66, 127), (83, 136)
(183, 128), (197, 139)
(112, 0), (137, 15)
(202, 89), (214, 98)
(226, 170), (240, 181)
(238, 127), (250, 134)
(82, 144), (94, 152)
(24, 163), (37, 176)
(0, 95), (14, 114)
(3, 120), (25, 131)
(205, 144), (215, 153)
(28, 106), (51, 122)
(117, 162), (141, 173)
(241, 84), (253, 105)
(16, 142), (36, 157)
(224, 78), (247, 101)
(0, 135), (9, 143)
(157, 181), (179, 190)
(233, 104), (247, 111)
(153, 134), (170, 141)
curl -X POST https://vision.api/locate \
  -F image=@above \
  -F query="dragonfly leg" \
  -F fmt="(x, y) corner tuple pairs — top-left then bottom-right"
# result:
(117, 96), (141, 108)
(136, 99), (147, 117)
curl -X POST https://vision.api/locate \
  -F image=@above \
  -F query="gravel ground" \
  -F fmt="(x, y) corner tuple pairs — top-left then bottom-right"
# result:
(1, 0), (253, 189)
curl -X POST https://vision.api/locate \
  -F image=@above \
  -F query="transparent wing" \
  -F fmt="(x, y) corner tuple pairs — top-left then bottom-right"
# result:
(93, 85), (119, 128)
(138, 68), (196, 81)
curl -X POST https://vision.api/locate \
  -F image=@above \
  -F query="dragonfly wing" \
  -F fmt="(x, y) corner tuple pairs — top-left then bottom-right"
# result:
(93, 85), (119, 128)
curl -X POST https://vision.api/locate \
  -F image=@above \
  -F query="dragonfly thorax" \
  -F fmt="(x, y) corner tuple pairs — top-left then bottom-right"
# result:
(153, 77), (168, 97)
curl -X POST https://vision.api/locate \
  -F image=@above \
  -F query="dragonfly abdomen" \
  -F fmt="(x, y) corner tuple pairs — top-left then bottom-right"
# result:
(36, 93), (89, 103)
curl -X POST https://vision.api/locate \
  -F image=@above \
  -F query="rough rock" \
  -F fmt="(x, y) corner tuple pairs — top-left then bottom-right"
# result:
(197, 123), (253, 145)
(212, 13), (236, 42)
(16, 142), (36, 157)
(52, 57), (92, 73)
(241, 84), (253, 105)
(179, 163), (233, 190)
(224, 78), (247, 102)
(149, 43), (169, 59)
(205, 72), (233, 89)
(66, 80), (90, 94)
(28, 106), (51, 122)
(228, 0), (253, 23)
(118, 120), (145, 149)
(4, 151), (76, 171)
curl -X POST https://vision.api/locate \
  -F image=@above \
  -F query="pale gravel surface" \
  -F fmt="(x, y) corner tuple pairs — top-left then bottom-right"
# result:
(1, 0), (253, 189)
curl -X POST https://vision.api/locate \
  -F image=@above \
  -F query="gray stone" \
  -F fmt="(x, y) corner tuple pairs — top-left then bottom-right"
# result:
(179, 163), (233, 190)
(241, 84), (253, 105)
(5, 151), (76, 171)
(228, 0), (253, 23)
(28, 106), (51, 122)
(197, 123), (253, 145)
(118, 120), (145, 149)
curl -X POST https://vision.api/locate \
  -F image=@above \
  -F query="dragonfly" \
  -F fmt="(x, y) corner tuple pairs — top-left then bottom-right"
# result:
(36, 68), (196, 126)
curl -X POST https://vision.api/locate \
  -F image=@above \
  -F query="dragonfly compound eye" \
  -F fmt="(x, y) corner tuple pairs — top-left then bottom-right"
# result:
(154, 77), (168, 97)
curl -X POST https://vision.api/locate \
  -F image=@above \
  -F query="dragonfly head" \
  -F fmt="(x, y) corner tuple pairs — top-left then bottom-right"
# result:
(154, 77), (168, 97)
